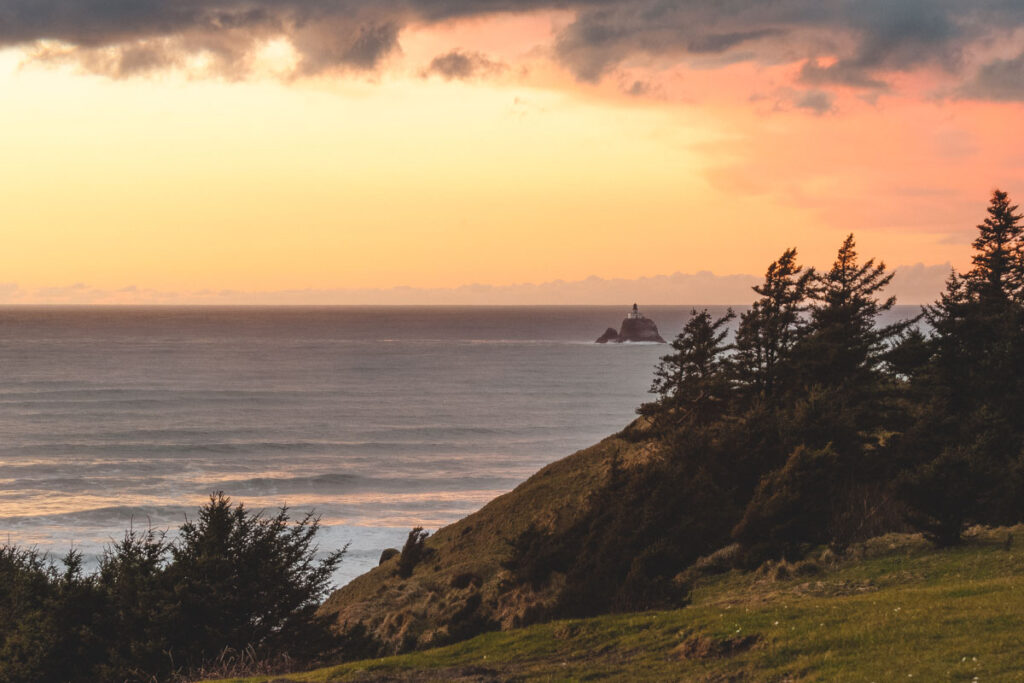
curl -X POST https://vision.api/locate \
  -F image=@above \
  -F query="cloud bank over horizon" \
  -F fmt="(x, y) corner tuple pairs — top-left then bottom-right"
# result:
(0, 263), (953, 306)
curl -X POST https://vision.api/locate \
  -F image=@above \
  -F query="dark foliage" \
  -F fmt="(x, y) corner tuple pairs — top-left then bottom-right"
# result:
(505, 431), (735, 619)
(397, 527), (430, 579)
(885, 326), (933, 381)
(794, 234), (912, 398)
(0, 548), (104, 683)
(502, 523), (573, 591)
(643, 308), (735, 428)
(0, 493), (350, 682)
(731, 444), (867, 564)
(503, 190), (1024, 616)
(733, 248), (814, 400)
(903, 190), (1024, 543)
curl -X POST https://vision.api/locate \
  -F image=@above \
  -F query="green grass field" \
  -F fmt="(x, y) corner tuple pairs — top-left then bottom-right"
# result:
(210, 527), (1024, 682)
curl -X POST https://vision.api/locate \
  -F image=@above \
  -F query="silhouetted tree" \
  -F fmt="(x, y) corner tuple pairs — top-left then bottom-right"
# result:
(733, 248), (814, 400)
(798, 234), (910, 389)
(645, 308), (735, 426)
(166, 493), (345, 671)
(902, 190), (1024, 543)
(397, 527), (430, 579)
(966, 189), (1024, 302)
(0, 494), (348, 682)
(789, 235), (913, 446)
(885, 326), (933, 381)
(96, 528), (173, 678)
(0, 548), (104, 683)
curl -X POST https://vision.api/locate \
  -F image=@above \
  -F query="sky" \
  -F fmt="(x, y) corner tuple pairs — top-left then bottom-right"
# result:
(1, 1), (1023, 304)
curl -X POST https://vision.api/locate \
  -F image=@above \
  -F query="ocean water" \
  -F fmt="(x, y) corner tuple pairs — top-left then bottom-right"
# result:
(0, 305), (921, 586)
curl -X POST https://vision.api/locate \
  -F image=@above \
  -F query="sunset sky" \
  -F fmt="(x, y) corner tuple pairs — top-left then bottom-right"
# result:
(2, 1), (1023, 304)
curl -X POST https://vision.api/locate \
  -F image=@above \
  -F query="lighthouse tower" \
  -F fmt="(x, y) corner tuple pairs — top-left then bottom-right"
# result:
(628, 303), (643, 319)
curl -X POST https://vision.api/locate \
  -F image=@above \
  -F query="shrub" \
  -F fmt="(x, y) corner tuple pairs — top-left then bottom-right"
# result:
(732, 445), (845, 564)
(0, 493), (348, 682)
(0, 547), (104, 683)
(397, 527), (430, 579)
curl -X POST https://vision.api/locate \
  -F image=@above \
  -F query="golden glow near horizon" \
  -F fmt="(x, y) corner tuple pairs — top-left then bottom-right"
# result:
(1, 10), (1023, 304)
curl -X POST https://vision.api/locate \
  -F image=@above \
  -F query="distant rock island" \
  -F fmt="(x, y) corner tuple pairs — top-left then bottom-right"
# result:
(595, 303), (667, 343)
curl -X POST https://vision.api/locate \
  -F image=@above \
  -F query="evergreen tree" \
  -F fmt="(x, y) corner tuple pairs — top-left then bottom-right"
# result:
(731, 238), (910, 558)
(646, 308), (735, 425)
(924, 191), (1024, 415)
(733, 248), (814, 400)
(97, 529), (174, 678)
(0, 548), (105, 683)
(788, 235), (913, 448)
(902, 190), (1024, 543)
(798, 234), (909, 390)
(166, 493), (345, 671)
(884, 326), (933, 382)
(966, 189), (1024, 302)
(921, 269), (974, 415)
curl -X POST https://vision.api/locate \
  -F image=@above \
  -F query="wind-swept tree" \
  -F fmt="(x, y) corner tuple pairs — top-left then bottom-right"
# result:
(789, 235), (914, 453)
(166, 493), (346, 671)
(733, 248), (814, 400)
(797, 234), (910, 388)
(730, 238), (910, 560)
(645, 308), (735, 426)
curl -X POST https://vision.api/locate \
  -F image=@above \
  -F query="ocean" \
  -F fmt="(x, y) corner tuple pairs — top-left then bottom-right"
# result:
(0, 305), (921, 586)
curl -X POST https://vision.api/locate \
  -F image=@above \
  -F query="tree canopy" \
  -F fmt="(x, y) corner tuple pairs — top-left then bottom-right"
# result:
(0, 493), (349, 682)
(509, 189), (1024, 614)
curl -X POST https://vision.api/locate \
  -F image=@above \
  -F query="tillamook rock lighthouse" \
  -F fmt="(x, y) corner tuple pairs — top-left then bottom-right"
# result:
(595, 304), (667, 343)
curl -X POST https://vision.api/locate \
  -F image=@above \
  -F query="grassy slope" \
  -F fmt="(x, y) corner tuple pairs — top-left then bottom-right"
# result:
(316, 426), (661, 651)
(211, 527), (1024, 682)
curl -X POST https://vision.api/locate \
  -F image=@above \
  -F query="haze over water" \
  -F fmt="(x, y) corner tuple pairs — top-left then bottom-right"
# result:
(0, 305), (918, 585)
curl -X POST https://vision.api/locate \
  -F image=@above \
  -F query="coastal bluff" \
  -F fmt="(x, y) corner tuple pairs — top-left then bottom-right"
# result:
(595, 304), (667, 343)
(318, 420), (660, 654)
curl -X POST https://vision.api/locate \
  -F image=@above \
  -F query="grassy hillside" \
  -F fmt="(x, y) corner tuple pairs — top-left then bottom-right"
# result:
(211, 526), (1024, 681)
(317, 422), (662, 653)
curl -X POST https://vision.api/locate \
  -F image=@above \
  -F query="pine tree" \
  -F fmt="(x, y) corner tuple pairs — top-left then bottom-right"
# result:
(733, 249), (814, 400)
(647, 308), (735, 425)
(967, 189), (1024, 302)
(796, 234), (911, 392)
(902, 191), (1024, 544)
(924, 191), (1024, 412)
(922, 269), (973, 412)
(166, 493), (345, 671)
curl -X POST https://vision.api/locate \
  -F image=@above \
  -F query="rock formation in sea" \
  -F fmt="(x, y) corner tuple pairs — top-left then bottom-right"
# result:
(595, 304), (667, 343)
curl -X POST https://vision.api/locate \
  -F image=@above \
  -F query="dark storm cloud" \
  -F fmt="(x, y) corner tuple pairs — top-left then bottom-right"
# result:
(424, 50), (505, 80)
(553, 0), (1017, 84)
(794, 89), (835, 114)
(2, 0), (1024, 99)
(2, 0), (409, 75)
(799, 60), (889, 90)
(291, 20), (401, 73)
(686, 29), (784, 55)
(960, 51), (1024, 101)
(625, 79), (650, 96)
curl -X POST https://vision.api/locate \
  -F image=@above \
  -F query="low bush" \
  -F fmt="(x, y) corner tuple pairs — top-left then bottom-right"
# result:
(0, 493), (353, 682)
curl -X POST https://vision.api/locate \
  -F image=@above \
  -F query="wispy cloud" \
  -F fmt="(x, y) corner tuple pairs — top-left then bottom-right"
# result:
(959, 50), (1024, 102)
(423, 50), (506, 80)
(0, 265), (952, 306)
